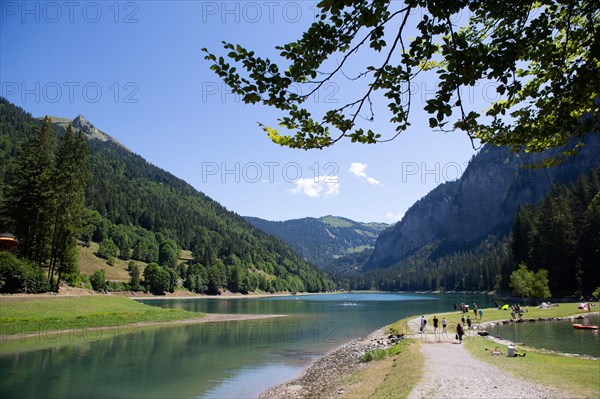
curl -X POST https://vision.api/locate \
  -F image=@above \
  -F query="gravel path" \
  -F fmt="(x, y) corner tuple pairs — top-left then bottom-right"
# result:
(407, 341), (566, 399)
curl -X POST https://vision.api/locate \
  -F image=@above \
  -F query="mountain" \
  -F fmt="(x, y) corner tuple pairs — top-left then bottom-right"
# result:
(0, 98), (334, 293)
(244, 215), (388, 272)
(52, 114), (130, 151)
(366, 134), (600, 271)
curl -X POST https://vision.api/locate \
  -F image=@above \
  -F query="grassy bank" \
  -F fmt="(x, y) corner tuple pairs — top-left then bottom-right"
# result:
(0, 295), (204, 336)
(464, 335), (599, 398)
(341, 340), (424, 399)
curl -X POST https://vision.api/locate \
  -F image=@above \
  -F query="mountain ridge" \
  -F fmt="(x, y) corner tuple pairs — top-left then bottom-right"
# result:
(366, 134), (600, 270)
(48, 114), (130, 151)
(244, 215), (388, 272)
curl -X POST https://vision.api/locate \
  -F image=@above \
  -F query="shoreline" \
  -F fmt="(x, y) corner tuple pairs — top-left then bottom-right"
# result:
(131, 292), (320, 300)
(2, 313), (288, 342)
(0, 289), (325, 301)
(259, 326), (399, 399)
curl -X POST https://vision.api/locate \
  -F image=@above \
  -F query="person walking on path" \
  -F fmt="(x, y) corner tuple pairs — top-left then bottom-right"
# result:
(420, 316), (427, 333)
(467, 315), (472, 330)
(432, 315), (439, 339)
(456, 323), (464, 344)
(442, 317), (447, 333)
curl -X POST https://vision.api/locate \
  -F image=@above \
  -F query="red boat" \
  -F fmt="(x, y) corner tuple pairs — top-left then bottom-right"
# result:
(572, 324), (599, 330)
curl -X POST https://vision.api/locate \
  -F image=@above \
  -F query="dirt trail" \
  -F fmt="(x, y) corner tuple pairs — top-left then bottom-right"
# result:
(407, 340), (565, 399)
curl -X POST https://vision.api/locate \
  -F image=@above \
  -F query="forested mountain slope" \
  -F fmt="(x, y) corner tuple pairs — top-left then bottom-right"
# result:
(244, 215), (387, 271)
(0, 98), (333, 293)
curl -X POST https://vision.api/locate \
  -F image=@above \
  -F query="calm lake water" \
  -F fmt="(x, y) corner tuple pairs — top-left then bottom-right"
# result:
(484, 315), (600, 357)
(0, 293), (516, 398)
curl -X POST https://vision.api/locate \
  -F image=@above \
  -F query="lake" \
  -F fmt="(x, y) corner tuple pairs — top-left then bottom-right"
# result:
(0, 293), (495, 398)
(485, 314), (600, 357)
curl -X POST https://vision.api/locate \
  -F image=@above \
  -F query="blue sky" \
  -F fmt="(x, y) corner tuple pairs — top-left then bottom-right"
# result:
(1, 1), (485, 223)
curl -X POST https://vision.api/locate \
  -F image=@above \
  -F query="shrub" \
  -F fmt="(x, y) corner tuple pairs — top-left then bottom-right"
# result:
(106, 280), (128, 292)
(62, 272), (92, 290)
(360, 349), (387, 362)
(0, 252), (50, 293)
(143, 263), (171, 294)
(90, 269), (107, 292)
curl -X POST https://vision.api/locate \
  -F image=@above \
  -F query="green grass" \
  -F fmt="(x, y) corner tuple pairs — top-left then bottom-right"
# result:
(360, 340), (410, 362)
(78, 242), (148, 282)
(464, 335), (600, 398)
(320, 216), (353, 228)
(0, 296), (204, 336)
(343, 340), (423, 399)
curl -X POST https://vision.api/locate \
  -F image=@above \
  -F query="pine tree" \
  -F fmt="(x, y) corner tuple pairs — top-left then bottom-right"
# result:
(6, 117), (56, 267)
(582, 193), (600, 292)
(512, 206), (534, 266)
(48, 126), (89, 290)
(127, 261), (141, 291)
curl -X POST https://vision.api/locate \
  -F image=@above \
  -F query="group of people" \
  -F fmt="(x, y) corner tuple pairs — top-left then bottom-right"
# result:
(418, 315), (468, 344)
(460, 314), (474, 329)
(510, 304), (525, 320)
(419, 315), (448, 334)
(454, 301), (484, 320)
(417, 301), (530, 353)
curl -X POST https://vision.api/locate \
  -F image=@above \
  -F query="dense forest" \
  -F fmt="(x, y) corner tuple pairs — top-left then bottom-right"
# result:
(0, 98), (334, 294)
(342, 167), (600, 296)
(512, 169), (600, 294)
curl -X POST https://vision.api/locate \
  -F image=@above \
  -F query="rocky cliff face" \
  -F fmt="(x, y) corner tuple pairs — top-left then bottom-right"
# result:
(366, 135), (600, 270)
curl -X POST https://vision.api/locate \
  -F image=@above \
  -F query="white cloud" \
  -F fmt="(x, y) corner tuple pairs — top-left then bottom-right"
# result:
(385, 211), (404, 222)
(349, 162), (382, 186)
(291, 176), (340, 198)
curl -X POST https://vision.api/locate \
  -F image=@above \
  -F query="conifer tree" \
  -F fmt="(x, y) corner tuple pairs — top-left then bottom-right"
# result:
(7, 117), (56, 267)
(48, 126), (89, 290)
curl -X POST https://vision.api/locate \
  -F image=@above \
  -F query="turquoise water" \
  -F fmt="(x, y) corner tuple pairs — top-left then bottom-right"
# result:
(485, 315), (600, 357)
(0, 293), (494, 399)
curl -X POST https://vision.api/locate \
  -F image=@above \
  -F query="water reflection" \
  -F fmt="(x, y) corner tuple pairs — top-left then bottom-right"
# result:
(1, 293), (495, 398)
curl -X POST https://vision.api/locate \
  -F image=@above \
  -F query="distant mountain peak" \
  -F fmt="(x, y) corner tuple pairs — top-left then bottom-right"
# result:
(73, 114), (88, 124)
(69, 115), (128, 151)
